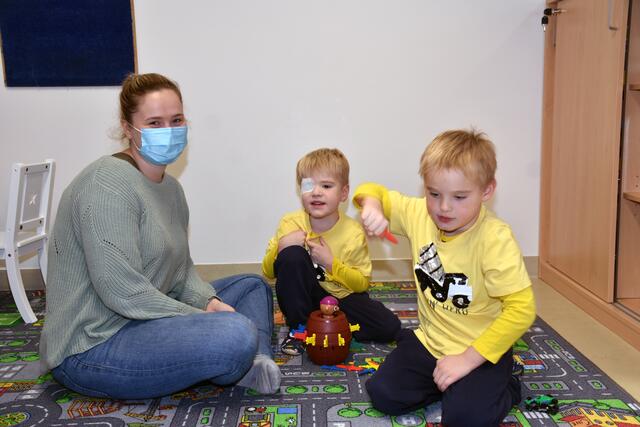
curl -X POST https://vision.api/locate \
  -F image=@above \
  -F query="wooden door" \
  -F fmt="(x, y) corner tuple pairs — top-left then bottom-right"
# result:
(544, 0), (628, 302)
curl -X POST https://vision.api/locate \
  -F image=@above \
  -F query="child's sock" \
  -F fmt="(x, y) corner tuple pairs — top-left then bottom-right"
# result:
(280, 329), (305, 356)
(236, 354), (281, 394)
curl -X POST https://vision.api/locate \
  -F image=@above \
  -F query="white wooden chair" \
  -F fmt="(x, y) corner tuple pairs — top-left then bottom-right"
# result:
(0, 160), (55, 323)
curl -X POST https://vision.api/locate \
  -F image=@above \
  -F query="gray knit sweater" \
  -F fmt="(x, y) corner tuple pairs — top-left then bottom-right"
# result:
(40, 156), (216, 370)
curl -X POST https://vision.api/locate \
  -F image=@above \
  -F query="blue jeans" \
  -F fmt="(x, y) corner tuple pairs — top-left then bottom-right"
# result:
(52, 274), (274, 399)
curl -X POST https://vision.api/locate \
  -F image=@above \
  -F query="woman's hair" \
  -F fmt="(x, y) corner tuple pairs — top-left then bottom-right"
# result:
(296, 148), (350, 186)
(419, 128), (497, 188)
(118, 73), (182, 138)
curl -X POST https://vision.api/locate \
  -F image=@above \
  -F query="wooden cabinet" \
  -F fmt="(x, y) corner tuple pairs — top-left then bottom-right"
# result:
(540, 0), (640, 350)
(617, 2), (640, 315)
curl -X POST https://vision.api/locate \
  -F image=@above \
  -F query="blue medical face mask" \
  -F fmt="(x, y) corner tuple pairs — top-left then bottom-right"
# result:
(130, 125), (188, 166)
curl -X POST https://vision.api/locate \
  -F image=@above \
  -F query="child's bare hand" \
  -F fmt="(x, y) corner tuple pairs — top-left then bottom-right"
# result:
(306, 237), (333, 272)
(360, 198), (388, 237)
(278, 230), (307, 253)
(433, 348), (486, 392)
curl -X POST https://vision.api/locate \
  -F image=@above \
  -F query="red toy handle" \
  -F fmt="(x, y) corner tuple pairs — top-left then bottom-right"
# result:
(381, 229), (398, 244)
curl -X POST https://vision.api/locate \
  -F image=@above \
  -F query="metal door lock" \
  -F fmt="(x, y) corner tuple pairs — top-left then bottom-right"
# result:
(544, 8), (567, 16)
(542, 8), (566, 32)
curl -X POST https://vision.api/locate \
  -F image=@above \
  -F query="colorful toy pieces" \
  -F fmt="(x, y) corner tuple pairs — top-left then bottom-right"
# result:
(321, 363), (376, 376)
(303, 297), (360, 365)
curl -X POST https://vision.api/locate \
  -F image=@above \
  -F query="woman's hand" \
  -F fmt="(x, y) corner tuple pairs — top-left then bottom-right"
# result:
(205, 298), (235, 313)
(278, 230), (307, 253)
(306, 237), (334, 272)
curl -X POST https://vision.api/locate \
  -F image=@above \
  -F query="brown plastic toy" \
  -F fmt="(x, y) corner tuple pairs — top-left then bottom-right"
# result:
(305, 297), (360, 365)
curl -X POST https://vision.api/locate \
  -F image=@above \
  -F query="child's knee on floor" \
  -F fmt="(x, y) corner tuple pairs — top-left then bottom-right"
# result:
(365, 373), (412, 416)
(379, 315), (401, 342)
(353, 317), (400, 343)
(441, 405), (504, 427)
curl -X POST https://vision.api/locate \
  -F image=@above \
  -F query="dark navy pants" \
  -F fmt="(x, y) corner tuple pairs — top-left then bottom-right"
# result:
(274, 245), (400, 342)
(366, 328), (521, 426)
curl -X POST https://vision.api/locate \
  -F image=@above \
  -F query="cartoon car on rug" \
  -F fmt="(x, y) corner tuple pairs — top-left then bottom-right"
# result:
(524, 394), (559, 414)
(239, 406), (271, 427)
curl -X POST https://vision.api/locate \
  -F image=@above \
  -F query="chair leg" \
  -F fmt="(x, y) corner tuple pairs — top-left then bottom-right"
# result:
(5, 253), (38, 324)
(38, 245), (48, 286)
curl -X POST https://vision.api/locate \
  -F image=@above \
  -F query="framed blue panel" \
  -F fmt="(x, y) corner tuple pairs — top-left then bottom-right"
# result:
(0, 0), (136, 87)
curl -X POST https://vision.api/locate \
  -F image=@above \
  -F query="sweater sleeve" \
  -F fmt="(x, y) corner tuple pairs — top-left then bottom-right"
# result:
(79, 182), (203, 319)
(170, 256), (216, 309)
(471, 286), (536, 363)
(167, 185), (216, 308)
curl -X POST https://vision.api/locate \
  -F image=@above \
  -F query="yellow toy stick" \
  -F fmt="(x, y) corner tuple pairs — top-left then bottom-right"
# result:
(305, 334), (316, 346)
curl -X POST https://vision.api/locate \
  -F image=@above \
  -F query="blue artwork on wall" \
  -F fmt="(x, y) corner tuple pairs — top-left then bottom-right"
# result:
(0, 0), (136, 87)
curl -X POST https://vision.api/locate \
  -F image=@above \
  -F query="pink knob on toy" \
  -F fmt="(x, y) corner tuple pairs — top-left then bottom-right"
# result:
(320, 296), (339, 318)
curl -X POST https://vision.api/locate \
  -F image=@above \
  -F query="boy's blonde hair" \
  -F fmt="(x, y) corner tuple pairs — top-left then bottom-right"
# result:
(296, 148), (350, 186)
(419, 129), (497, 188)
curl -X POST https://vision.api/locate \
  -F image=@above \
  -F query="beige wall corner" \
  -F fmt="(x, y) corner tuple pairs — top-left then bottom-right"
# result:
(0, 269), (45, 291)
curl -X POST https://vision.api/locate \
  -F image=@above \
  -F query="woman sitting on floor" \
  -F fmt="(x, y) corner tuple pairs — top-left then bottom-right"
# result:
(39, 73), (281, 399)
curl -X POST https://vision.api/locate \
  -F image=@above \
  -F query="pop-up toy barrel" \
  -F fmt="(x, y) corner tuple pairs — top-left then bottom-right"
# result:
(305, 310), (352, 365)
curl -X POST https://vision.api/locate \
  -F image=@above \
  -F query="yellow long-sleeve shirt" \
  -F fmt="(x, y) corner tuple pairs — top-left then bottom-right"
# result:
(262, 210), (371, 299)
(353, 182), (535, 363)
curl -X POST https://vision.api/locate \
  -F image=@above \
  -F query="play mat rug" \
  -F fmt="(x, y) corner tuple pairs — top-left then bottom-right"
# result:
(0, 282), (637, 427)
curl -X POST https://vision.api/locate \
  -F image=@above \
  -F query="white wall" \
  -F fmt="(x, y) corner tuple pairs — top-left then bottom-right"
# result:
(0, 1), (544, 265)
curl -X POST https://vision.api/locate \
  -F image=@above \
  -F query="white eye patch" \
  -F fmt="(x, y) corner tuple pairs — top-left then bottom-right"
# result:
(301, 178), (315, 193)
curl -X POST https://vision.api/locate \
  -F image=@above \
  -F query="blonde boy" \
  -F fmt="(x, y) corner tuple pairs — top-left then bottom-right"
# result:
(354, 130), (535, 425)
(263, 148), (400, 355)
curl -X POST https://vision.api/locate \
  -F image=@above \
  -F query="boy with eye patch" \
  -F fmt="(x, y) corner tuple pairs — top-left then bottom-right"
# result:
(262, 148), (401, 356)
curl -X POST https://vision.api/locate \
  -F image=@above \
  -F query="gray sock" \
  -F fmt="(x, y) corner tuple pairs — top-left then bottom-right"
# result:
(236, 354), (281, 394)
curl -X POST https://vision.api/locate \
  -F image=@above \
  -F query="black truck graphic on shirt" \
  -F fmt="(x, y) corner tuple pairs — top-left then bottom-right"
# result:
(414, 243), (472, 309)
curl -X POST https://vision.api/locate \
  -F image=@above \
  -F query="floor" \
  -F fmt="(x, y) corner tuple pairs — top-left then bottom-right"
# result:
(3, 279), (634, 427)
(532, 277), (640, 401)
(202, 265), (640, 402)
(618, 297), (640, 315)
(3, 267), (640, 402)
